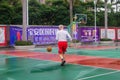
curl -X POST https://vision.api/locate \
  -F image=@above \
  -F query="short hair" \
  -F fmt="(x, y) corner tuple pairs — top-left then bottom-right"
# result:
(58, 25), (64, 29)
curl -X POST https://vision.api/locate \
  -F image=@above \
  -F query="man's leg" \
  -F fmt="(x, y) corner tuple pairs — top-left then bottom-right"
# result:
(60, 54), (66, 66)
(58, 51), (65, 66)
(59, 54), (64, 60)
(58, 42), (66, 66)
(60, 42), (67, 66)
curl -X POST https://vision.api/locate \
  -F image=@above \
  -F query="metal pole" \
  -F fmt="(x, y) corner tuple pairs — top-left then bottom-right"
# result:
(94, 0), (97, 43)
(27, 0), (29, 25)
(104, 0), (108, 39)
(22, 0), (27, 41)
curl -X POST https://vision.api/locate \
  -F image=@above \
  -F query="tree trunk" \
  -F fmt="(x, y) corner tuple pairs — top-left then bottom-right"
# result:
(69, 0), (73, 24)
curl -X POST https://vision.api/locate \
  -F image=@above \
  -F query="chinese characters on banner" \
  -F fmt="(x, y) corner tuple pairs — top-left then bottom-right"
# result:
(79, 27), (100, 42)
(27, 26), (59, 45)
(8, 26), (120, 46)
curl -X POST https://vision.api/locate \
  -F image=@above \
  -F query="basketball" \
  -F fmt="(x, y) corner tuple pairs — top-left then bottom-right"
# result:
(46, 46), (52, 52)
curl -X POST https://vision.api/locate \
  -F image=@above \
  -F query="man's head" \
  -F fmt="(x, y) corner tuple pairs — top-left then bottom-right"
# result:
(58, 25), (64, 30)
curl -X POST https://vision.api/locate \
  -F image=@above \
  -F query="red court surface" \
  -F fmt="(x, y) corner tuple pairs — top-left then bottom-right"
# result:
(0, 50), (120, 70)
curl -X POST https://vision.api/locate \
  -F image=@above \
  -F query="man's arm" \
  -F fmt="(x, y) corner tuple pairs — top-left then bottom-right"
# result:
(66, 31), (72, 41)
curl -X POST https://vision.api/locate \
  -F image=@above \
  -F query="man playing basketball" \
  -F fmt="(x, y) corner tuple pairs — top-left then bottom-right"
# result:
(56, 25), (72, 66)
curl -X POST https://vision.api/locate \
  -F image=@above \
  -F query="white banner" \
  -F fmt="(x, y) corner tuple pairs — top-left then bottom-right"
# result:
(100, 29), (115, 40)
(0, 27), (5, 43)
(117, 29), (120, 39)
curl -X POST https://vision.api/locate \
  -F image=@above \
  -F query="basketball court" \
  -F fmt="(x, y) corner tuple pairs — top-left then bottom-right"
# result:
(0, 45), (120, 80)
(0, 0), (120, 80)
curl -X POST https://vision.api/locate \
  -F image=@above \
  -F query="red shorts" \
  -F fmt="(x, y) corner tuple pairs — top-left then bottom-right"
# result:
(58, 41), (67, 54)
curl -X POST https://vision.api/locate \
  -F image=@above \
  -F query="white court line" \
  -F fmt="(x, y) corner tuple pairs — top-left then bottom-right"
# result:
(77, 70), (120, 80)
(74, 68), (98, 80)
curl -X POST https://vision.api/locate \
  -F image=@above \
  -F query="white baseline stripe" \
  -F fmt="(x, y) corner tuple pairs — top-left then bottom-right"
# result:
(77, 70), (120, 80)
(74, 68), (98, 80)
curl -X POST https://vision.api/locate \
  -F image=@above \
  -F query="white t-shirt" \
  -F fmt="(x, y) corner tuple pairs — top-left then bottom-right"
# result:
(56, 30), (72, 41)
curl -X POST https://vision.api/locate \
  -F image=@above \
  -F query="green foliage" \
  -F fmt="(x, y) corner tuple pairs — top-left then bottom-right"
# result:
(0, 0), (22, 24)
(15, 41), (33, 46)
(0, 0), (119, 26)
(114, 40), (120, 42)
(72, 39), (80, 43)
(100, 38), (112, 41)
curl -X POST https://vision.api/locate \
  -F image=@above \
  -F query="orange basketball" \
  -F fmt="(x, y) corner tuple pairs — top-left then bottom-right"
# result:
(46, 46), (52, 52)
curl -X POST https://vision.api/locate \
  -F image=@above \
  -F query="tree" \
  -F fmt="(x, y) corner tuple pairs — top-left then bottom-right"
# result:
(63, 0), (81, 24)
(0, 4), (13, 24)
(0, 0), (22, 24)
(0, 0), (119, 27)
